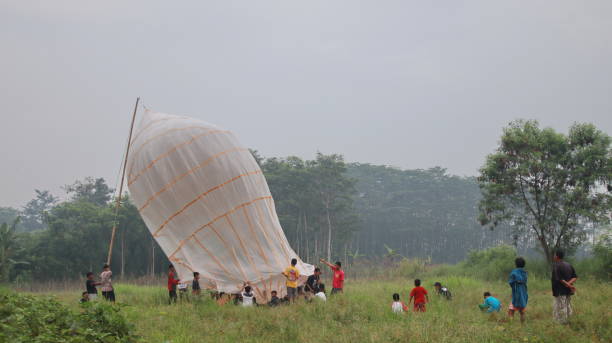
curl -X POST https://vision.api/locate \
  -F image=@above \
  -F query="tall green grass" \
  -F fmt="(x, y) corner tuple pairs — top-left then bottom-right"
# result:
(38, 276), (611, 343)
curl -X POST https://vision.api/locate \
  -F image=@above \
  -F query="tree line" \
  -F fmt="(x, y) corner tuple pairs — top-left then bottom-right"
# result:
(1, 120), (609, 282)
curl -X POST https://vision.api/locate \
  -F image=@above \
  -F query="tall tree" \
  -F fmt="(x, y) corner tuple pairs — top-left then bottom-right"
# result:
(478, 120), (611, 263)
(0, 207), (20, 227)
(0, 218), (27, 282)
(64, 177), (113, 206)
(310, 153), (358, 261)
(21, 190), (58, 232)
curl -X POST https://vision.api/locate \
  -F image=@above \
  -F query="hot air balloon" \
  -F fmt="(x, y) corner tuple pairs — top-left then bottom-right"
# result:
(126, 109), (313, 301)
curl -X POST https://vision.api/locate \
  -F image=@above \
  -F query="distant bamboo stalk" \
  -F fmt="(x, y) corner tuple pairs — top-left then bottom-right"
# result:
(107, 97), (140, 265)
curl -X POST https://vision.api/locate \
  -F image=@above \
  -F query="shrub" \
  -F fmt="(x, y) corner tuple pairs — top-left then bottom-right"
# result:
(0, 288), (138, 343)
(396, 257), (429, 278)
(458, 245), (517, 280)
(576, 233), (612, 280)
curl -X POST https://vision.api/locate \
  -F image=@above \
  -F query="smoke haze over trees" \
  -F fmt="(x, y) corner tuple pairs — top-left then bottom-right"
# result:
(0, 124), (609, 281)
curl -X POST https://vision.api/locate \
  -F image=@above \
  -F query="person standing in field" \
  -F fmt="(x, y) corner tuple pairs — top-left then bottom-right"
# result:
(100, 264), (115, 302)
(167, 264), (180, 304)
(282, 258), (300, 302)
(391, 293), (409, 313)
(508, 257), (528, 323)
(192, 272), (201, 296)
(320, 259), (344, 294)
(551, 250), (577, 324)
(85, 272), (100, 301)
(408, 279), (429, 312)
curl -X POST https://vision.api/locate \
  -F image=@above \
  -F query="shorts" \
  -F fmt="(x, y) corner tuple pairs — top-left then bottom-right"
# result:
(88, 293), (97, 301)
(102, 290), (115, 302)
(508, 303), (526, 314)
(287, 287), (297, 299)
(331, 288), (343, 294)
(413, 302), (426, 312)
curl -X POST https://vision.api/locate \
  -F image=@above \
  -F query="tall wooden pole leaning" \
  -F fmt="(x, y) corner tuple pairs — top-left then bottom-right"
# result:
(107, 97), (140, 266)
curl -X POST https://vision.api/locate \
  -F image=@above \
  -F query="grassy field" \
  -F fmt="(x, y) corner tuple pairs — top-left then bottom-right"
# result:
(37, 276), (611, 343)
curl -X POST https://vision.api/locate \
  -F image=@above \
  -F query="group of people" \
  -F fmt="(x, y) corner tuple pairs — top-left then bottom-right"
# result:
(390, 250), (577, 325)
(477, 250), (577, 324)
(391, 279), (452, 313)
(165, 257), (345, 307)
(81, 249), (578, 325)
(80, 264), (115, 303)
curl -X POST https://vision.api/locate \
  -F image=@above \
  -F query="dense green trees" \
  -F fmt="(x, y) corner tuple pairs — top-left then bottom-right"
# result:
(347, 164), (511, 263)
(2, 136), (608, 282)
(0, 179), (168, 281)
(261, 153), (359, 263)
(478, 121), (611, 263)
(0, 218), (27, 282)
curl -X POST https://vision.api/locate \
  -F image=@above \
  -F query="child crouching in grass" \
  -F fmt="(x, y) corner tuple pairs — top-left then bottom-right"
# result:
(314, 284), (327, 301)
(268, 290), (281, 307)
(391, 293), (408, 313)
(479, 292), (501, 319)
(80, 291), (89, 303)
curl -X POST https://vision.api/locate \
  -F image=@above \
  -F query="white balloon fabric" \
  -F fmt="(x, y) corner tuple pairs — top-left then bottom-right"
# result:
(127, 109), (313, 301)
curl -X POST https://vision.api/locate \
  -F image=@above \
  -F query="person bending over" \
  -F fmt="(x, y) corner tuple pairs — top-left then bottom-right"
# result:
(433, 282), (452, 300)
(480, 292), (501, 319)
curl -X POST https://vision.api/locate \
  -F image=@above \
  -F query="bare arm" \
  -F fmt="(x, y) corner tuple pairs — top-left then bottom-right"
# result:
(561, 278), (577, 292)
(319, 258), (335, 269)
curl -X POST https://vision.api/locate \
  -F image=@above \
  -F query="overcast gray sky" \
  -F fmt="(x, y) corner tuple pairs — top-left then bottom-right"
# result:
(1, 0), (611, 207)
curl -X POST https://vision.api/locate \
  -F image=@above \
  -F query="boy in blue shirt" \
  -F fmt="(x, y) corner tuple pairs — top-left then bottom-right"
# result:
(479, 292), (501, 319)
(508, 257), (528, 324)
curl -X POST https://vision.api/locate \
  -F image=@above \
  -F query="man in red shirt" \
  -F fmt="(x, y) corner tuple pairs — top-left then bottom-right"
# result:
(320, 259), (344, 294)
(408, 279), (429, 312)
(167, 264), (180, 304)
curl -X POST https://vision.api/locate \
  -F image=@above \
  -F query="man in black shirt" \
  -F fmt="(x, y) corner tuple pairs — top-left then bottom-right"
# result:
(85, 272), (100, 301)
(551, 250), (577, 324)
(305, 267), (321, 295)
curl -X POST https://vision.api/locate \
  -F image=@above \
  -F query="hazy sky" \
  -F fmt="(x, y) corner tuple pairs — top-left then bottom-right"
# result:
(1, 1), (611, 207)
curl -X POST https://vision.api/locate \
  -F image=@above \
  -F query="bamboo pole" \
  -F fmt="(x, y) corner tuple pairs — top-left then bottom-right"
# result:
(107, 97), (140, 265)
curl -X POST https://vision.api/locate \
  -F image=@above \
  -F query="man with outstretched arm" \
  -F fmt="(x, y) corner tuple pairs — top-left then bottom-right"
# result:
(320, 258), (344, 294)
